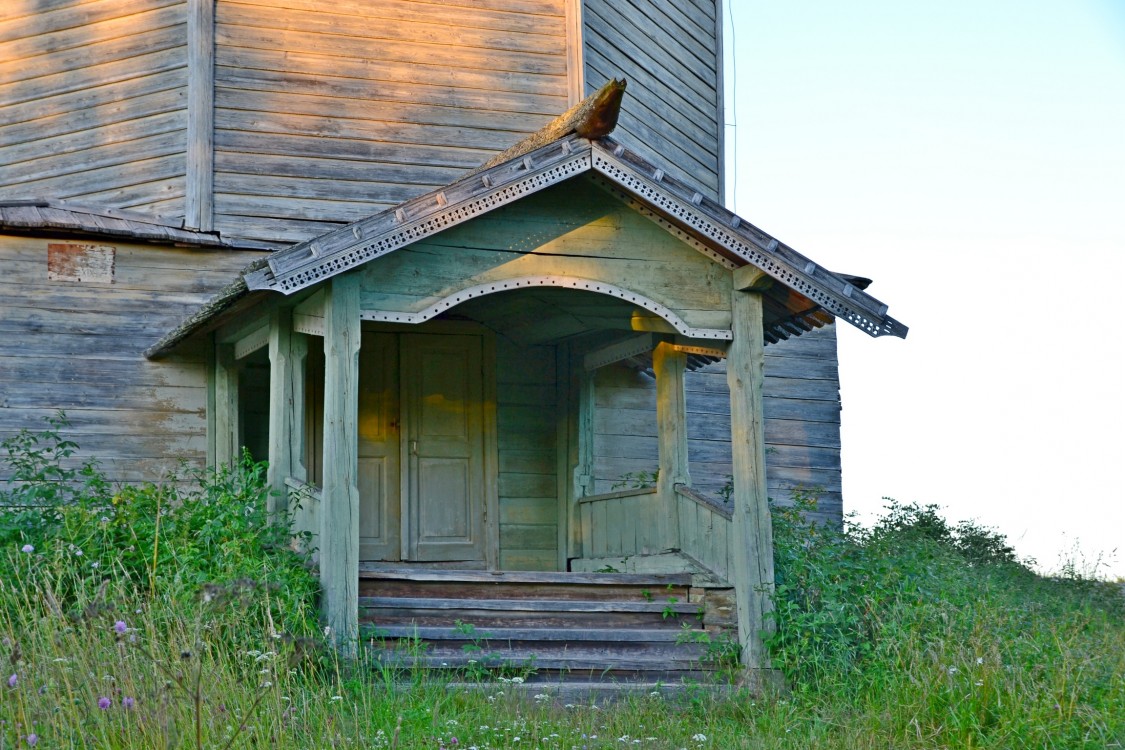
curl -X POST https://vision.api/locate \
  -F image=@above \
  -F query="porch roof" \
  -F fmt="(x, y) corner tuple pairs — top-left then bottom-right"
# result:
(145, 100), (906, 360)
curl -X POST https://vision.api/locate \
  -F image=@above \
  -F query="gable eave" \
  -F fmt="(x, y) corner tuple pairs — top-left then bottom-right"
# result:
(245, 134), (905, 341)
(587, 140), (908, 340)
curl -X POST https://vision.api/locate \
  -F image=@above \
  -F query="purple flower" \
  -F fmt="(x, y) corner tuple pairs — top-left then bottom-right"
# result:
(7, 674), (16, 688)
(20, 545), (33, 554)
(122, 696), (135, 709)
(97, 696), (111, 710)
(114, 620), (127, 634)
(26, 734), (38, 747)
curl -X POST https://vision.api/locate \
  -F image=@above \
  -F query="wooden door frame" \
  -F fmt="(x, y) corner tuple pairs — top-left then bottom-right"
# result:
(362, 320), (500, 571)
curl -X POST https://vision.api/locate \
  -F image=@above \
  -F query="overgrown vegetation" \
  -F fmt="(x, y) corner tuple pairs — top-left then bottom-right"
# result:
(0, 416), (1122, 748)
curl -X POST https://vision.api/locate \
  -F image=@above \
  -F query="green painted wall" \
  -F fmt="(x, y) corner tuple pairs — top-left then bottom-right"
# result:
(495, 338), (559, 570)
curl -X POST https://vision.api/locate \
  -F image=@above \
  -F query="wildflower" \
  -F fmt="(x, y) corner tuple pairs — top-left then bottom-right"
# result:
(114, 621), (127, 634)
(330, 695), (343, 702)
(692, 734), (707, 743)
(947, 666), (958, 675)
(974, 680), (984, 687)
(976, 657), (984, 665)
(26, 734), (38, 747)
(20, 545), (33, 554)
(7, 674), (16, 688)
(98, 696), (111, 709)
(91, 561), (100, 569)
(122, 696), (135, 709)
(510, 676), (525, 685)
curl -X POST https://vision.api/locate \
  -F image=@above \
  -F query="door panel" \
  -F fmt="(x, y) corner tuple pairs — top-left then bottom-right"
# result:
(404, 334), (485, 563)
(358, 332), (400, 561)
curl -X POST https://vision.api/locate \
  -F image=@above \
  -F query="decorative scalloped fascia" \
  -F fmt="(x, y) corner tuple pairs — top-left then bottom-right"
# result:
(359, 275), (732, 340)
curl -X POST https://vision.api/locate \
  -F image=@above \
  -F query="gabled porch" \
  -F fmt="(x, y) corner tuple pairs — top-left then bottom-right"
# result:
(148, 125), (905, 677)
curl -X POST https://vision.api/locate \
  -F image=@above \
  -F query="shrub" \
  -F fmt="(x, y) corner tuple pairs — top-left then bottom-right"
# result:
(0, 415), (318, 640)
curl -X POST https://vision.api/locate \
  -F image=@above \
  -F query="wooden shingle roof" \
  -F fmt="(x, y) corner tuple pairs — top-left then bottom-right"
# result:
(0, 199), (269, 250)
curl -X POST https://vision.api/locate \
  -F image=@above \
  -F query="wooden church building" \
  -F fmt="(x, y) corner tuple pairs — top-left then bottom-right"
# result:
(0, 0), (906, 679)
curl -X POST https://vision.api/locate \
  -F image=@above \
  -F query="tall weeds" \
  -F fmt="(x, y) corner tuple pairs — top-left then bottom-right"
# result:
(0, 417), (1122, 748)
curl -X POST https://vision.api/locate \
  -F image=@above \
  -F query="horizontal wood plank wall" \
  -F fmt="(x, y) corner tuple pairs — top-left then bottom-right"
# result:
(0, 0), (189, 221)
(0, 234), (263, 484)
(592, 364), (659, 495)
(593, 326), (843, 526)
(212, 0), (570, 246)
(496, 338), (559, 570)
(686, 325), (843, 526)
(582, 0), (721, 199)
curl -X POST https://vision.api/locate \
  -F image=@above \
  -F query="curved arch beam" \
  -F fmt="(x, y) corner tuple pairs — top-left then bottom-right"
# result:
(358, 275), (733, 341)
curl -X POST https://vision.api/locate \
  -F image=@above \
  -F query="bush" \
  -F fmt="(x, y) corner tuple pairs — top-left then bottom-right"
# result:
(768, 493), (1125, 747)
(0, 414), (318, 639)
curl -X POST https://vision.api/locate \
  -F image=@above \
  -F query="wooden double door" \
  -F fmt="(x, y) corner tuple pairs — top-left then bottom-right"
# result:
(356, 331), (489, 564)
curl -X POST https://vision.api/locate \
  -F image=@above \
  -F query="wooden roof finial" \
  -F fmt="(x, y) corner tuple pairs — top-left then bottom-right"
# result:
(464, 78), (628, 178)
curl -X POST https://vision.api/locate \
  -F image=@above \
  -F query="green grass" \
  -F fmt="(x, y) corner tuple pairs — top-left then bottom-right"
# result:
(0, 418), (1122, 748)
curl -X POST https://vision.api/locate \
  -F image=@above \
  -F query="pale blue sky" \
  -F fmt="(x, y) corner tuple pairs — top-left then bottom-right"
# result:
(725, 0), (1125, 577)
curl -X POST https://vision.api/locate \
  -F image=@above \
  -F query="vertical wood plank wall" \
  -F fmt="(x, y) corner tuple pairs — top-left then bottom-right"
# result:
(0, 234), (261, 483)
(211, 0), (571, 245)
(582, 0), (722, 199)
(496, 338), (559, 570)
(593, 326), (844, 526)
(0, 0), (190, 220)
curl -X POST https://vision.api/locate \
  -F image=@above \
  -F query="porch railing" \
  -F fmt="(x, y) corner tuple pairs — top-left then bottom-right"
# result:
(576, 486), (665, 559)
(674, 485), (733, 583)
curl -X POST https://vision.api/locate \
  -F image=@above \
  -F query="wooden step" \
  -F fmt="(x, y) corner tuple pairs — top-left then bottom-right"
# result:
(365, 626), (696, 642)
(367, 652), (715, 680)
(359, 596), (702, 629)
(357, 569), (693, 601)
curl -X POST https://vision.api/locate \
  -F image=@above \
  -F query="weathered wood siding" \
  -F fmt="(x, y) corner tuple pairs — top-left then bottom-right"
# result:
(496, 339), (558, 570)
(582, 0), (722, 199)
(592, 364), (659, 495)
(357, 179), (732, 333)
(592, 326), (843, 526)
(212, 0), (571, 245)
(0, 234), (262, 483)
(0, 0), (189, 220)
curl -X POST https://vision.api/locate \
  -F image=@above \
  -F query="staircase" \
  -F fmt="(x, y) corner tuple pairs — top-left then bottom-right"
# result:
(359, 569), (736, 684)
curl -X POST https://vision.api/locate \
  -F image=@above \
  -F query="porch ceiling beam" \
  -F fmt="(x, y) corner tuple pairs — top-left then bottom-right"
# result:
(583, 333), (659, 371)
(233, 323), (268, 361)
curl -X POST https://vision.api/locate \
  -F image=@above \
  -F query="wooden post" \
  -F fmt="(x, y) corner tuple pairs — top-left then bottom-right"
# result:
(267, 308), (307, 522)
(726, 288), (776, 670)
(570, 362), (596, 559)
(319, 274), (361, 656)
(653, 341), (690, 551)
(185, 0), (214, 231)
(213, 343), (239, 467)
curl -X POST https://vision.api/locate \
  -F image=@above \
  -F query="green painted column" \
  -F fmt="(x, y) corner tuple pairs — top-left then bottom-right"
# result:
(319, 273), (361, 656)
(726, 288), (776, 670)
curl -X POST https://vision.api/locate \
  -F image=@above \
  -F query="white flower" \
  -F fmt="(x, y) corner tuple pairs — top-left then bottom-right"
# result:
(976, 657), (984, 665)
(510, 676), (525, 684)
(330, 696), (343, 701)
(947, 666), (958, 675)
(692, 734), (707, 743)
(20, 544), (33, 554)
